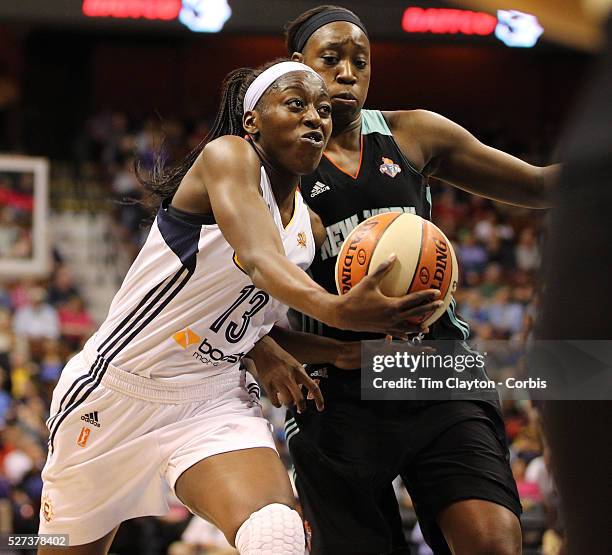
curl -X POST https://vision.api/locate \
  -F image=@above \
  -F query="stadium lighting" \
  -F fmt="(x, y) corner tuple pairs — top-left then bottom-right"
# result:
(82, 0), (232, 32)
(402, 6), (544, 48)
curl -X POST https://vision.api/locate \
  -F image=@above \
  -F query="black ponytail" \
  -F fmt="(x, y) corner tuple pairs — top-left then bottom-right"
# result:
(136, 58), (288, 212)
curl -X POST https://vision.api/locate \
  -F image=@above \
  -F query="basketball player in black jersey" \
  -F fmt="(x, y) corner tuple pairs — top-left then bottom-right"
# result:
(248, 6), (558, 555)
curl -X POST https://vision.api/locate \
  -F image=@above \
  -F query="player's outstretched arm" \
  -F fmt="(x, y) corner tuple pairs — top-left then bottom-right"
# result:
(193, 136), (440, 336)
(386, 109), (559, 208)
(248, 326), (435, 409)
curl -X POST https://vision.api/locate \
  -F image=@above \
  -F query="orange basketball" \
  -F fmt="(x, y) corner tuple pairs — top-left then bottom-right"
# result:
(335, 212), (458, 327)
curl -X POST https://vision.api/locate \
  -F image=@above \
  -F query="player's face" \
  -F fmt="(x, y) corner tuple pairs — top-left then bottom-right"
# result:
(254, 72), (332, 175)
(296, 22), (371, 125)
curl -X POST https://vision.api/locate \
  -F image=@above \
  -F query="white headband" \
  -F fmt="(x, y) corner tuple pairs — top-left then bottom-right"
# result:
(243, 61), (320, 114)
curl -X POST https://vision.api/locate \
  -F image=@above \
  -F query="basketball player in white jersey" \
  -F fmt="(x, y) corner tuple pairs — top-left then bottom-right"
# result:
(38, 60), (441, 555)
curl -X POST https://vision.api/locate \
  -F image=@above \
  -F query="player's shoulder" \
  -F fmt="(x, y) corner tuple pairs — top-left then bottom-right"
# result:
(197, 135), (260, 174)
(382, 109), (448, 133)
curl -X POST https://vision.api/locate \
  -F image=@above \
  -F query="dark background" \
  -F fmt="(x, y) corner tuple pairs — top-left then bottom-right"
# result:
(0, 1), (591, 159)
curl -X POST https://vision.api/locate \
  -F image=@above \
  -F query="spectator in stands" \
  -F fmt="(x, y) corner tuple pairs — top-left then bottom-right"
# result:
(0, 285), (10, 311)
(456, 230), (488, 274)
(487, 287), (526, 338)
(0, 369), (11, 425)
(47, 265), (80, 308)
(526, 444), (555, 507)
(0, 308), (12, 373)
(12, 287), (59, 342)
(2, 426), (37, 486)
(485, 234), (516, 270)
(58, 294), (94, 350)
(474, 208), (498, 243)
(456, 289), (489, 326)
(101, 111), (130, 170)
(112, 155), (147, 237)
(478, 262), (504, 298)
(472, 321), (496, 340)
(515, 227), (540, 272)
(511, 421), (543, 464)
(9, 350), (36, 400)
(8, 279), (32, 311)
(112, 155), (140, 198)
(135, 116), (164, 171)
(511, 457), (541, 506)
(38, 340), (64, 384)
(432, 187), (466, 236)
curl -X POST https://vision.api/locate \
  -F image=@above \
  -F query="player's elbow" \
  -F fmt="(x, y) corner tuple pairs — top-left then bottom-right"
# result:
(235, 251), (268, 287)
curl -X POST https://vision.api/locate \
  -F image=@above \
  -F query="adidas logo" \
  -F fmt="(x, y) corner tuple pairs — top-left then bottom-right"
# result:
(310, 367), (328, 378)
(310, 181), (330, 198)
(81, 411), (100, 428)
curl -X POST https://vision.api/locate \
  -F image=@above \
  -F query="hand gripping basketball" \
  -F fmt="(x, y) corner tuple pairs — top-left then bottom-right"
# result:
(335, 255), (443, 337)
(334, 212), (458, 335)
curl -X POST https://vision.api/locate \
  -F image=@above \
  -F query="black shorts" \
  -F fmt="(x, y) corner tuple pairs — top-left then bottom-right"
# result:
(287, 398), (521, 555)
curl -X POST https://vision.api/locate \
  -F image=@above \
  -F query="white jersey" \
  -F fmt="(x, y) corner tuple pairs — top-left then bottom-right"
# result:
(86, 167), (314, 381)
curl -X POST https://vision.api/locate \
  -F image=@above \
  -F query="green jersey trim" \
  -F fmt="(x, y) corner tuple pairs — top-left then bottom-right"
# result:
(361, 109), (393, 136)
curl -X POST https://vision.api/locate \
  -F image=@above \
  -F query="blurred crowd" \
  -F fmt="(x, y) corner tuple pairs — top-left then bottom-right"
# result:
(0, 171), (34, 260)
(0, 110), (563, 554)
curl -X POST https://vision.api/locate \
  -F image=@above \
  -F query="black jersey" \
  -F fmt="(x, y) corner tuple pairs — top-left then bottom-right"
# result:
(299, 109), (470, 343)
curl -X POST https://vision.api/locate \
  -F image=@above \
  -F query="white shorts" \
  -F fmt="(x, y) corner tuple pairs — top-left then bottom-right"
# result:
(39, 345), (276, 546)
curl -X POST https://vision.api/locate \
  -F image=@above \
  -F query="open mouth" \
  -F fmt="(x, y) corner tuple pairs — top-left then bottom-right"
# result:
(301, 131), (324, 148)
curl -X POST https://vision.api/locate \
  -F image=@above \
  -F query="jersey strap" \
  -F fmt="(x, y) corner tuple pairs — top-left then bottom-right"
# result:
(158, 201), (201, 273)
(361, 109), (393, 136)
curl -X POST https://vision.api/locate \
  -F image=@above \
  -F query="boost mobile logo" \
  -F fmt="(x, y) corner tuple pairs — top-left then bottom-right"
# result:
(173, 328), (244, 366)
(194, 337), (246, 366)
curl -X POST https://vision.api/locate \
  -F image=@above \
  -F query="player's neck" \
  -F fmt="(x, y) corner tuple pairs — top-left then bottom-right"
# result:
(254, 144), (300, 210)
(265, 165), (299, 224)
(272, 183), (298, 227)
(328, 112), (361, 153)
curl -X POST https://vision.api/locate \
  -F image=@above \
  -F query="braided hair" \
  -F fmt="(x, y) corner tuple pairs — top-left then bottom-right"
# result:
(137, 58), (287, 210)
